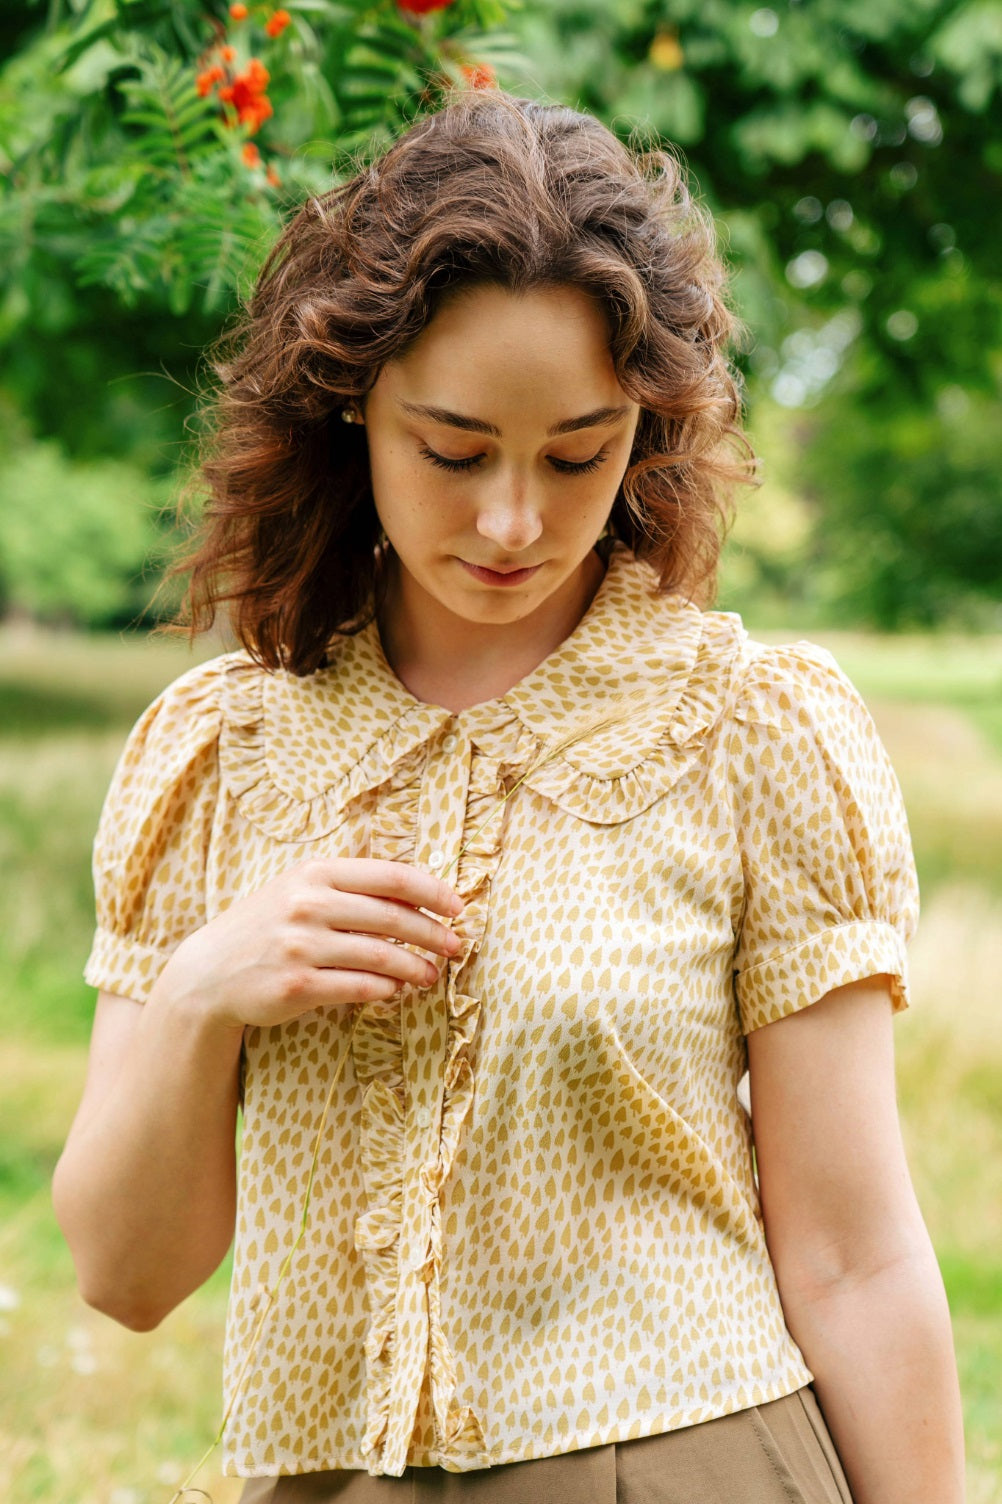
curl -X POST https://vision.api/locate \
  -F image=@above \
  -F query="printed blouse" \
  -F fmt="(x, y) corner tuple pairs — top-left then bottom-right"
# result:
(83, 541), (920, 1480)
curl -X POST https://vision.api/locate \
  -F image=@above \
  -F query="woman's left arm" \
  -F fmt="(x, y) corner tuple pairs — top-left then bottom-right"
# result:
(746, 973), (965, 1504)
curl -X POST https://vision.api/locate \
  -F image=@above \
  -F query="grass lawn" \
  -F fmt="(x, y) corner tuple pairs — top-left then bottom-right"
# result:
(1, 620), (1000, 1502)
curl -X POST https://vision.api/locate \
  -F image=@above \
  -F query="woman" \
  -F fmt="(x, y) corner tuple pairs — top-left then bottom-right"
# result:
(52, 89), (964, 1503)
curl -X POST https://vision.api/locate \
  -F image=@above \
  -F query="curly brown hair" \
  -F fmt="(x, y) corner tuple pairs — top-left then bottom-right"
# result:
(171, 87), (756, 675)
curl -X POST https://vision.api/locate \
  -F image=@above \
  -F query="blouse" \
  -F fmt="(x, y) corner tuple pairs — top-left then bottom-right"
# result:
(83, 540), (920, 1479)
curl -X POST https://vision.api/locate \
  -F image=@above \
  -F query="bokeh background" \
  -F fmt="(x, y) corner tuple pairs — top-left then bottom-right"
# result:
(1, 1), (1000, 1499)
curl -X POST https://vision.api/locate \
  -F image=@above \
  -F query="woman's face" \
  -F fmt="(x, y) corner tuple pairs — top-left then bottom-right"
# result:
(360, 281), (642, 631)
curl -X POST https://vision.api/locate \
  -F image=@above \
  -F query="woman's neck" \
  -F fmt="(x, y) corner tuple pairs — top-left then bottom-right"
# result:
(376, 548), (607, 713)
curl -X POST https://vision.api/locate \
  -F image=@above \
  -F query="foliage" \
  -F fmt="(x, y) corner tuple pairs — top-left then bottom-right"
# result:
(0, 0), (526, 320)
(0, 405), (173, 629)
(513, 0), (1002, 399)
(790, 381), (1002, 628)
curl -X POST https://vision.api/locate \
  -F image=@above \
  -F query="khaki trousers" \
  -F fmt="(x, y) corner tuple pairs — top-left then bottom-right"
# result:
(239, 1387), (853, 1503)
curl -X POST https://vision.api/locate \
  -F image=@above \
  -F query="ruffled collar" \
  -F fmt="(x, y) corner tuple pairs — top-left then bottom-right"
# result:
(217, 543), (749, 836)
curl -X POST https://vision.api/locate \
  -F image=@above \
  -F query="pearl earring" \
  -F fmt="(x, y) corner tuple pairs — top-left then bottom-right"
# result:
(340, 405), (364, 425)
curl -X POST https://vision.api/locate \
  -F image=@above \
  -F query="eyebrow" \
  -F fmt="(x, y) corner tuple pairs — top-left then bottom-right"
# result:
(395, 399), (631, 438)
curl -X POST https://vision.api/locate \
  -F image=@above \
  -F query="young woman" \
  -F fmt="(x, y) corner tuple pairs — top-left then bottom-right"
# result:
(53, 88), (964, 1504)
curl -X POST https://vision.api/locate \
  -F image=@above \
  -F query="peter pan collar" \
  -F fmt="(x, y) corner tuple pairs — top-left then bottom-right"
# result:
(217, 543), (750, 837)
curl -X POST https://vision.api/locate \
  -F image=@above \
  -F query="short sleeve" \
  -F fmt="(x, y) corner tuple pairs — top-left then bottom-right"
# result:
(83, 657), (224, 1005)
(728, 640), (920, 1034)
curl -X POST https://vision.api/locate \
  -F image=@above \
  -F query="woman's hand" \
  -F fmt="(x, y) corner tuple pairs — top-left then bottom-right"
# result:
(155, 857), (465, 1033)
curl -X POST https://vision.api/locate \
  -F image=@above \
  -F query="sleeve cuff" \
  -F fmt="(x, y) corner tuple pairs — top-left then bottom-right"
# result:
(735, 919), (911, 1034)
(83, 926), (179, 1006)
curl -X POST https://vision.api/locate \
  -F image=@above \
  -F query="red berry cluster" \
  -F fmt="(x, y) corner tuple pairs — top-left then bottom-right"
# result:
(195, 3), (292, 179)
(218, 55), (273, 133)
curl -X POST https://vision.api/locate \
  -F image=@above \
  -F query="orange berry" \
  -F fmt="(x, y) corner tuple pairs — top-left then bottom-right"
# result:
(266, 164), (281, 186)
(242, 142), (261, 167)
(229, 3), (248, 17)
(221, 44), (236, 61)
(238, 94), (273, 132)
(265, 8), (291, 36)
(196, 70), (215, 97)
(460, 61), (496, 90)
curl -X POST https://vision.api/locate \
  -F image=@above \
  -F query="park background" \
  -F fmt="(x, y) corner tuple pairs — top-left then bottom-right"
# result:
(1, 0), (1001, 1498)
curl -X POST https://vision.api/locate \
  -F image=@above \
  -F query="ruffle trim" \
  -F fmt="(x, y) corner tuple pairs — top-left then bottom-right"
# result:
(215, 608), (748, 840)
(217, 654), (449, 842)
(349, 751), (506, 1475)
(463, 613), (747, 826)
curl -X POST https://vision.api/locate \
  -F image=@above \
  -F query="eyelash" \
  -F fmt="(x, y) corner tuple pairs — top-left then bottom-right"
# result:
(418, 444), (610, 476)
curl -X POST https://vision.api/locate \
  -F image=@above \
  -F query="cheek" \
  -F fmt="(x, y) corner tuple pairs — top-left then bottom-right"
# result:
(374, 473), (454, 545)
(368, 442), (424, 516)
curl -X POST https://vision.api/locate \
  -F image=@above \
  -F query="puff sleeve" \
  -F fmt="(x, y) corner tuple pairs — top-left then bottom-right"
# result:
(728, 640), (920, 1034)
(82, 657), (223, 1005)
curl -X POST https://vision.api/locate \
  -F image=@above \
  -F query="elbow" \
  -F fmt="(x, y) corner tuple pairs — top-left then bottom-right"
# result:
(79, 1281), (171, 1333)
(771, 1222), (939, 1309)
(51, 1171), (175, 1333)
(67, 1242), (178, 1331)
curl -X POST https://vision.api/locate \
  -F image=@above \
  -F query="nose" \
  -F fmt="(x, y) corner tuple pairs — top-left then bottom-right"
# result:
(475, 477), (544, 554)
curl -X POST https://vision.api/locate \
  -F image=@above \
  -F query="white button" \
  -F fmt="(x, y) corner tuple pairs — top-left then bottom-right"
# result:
(428, 850), (445, 869)
(442, 734), (458, 752)
(414, 1104), (431, 1128)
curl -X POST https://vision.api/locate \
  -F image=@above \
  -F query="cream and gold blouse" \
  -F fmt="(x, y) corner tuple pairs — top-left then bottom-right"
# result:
(84, 541), (920, 1479)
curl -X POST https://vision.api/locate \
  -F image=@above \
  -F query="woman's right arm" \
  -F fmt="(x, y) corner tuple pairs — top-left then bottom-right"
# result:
(51, 984), (244, 1332)
(53, 858), (464, 1331)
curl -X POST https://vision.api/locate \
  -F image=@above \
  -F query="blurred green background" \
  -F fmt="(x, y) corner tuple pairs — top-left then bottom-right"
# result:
(1, 0), (1000, 1499)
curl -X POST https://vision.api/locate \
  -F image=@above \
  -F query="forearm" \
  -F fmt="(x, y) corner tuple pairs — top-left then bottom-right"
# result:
(778, 1239), (965, 1504)
(52, 981), (243, 1330)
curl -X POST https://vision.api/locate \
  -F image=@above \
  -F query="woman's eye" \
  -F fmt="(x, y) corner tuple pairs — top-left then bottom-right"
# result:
(418, 444), (609, 475)
(550, 450), (609, 474)
(419, 445), (481, 473)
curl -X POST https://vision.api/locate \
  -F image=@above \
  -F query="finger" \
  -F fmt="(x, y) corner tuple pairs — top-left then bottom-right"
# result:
(324, 891), (461, 959)
(291, 970), (402, 1011)
(318, 932), (443, 990)
(304, 858), (464, 918)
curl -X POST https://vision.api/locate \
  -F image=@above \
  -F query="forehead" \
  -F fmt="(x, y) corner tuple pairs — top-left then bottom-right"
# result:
(426, 280), (612, 341)
(381, 284), (625, 413)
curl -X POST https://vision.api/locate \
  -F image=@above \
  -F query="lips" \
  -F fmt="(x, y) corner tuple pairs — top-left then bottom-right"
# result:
(459, 560), (542, 587)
